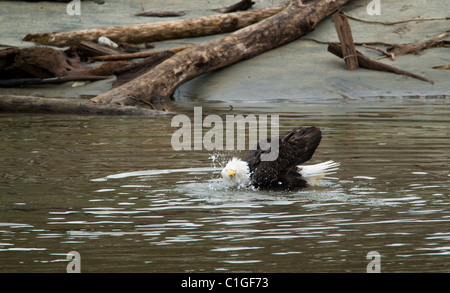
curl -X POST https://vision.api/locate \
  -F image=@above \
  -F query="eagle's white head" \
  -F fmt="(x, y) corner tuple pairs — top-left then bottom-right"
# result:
(221, 157), (251, 188)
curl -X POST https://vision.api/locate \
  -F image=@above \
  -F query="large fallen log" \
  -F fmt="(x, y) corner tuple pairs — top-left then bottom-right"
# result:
(23, 5), (286, 47)
(91, 0), (349, 106)
(0, 95), (169, 116)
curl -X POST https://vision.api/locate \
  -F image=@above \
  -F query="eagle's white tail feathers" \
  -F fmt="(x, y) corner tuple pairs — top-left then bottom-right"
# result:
(298, 161), (340, 186)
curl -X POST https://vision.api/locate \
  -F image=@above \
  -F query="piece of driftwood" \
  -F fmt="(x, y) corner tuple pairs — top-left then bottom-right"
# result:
(0, 94), (169, 116)
(83, 60), (132, 76)
(328, 42), (434, 84)
(212, 0), (255, 13)
(0, 76), (109, 88)
(332, 11), (359, 70)
(0, 46), (131, 82)
(337, 91), (357, 100)
(6, 0), (72, 2)
(91, 0), (349, 106)
(3, 0), (105, 3)
(343, 13), (450, 25)
(0, 47), (84, 79)
(92, 46), (189, 62)
(135, 11), (187, 17)
(362, 44), (393, 60)
(386, 31), (450, 60)
(432, 63), (450, 70)
(305, 36), (449, 56)
(78, 40), (122, 55)
(65, 40), (123, 61)
(23, 5), (286, 47)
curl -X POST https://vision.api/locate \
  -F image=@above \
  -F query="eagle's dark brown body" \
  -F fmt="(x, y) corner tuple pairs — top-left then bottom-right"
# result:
(244, 126), (322, 189)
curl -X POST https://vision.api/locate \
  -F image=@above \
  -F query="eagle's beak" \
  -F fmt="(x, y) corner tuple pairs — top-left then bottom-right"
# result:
(228, 170), (237, 177)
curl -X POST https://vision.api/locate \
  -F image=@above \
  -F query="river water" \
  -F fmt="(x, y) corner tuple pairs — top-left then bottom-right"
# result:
(0, 95), (448, 272)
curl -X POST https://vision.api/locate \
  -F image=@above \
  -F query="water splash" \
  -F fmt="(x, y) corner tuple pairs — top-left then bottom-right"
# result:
(91, 167), (220, 181)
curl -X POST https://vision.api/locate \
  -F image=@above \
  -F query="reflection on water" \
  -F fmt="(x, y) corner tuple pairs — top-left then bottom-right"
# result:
(0, 96), (449, 272)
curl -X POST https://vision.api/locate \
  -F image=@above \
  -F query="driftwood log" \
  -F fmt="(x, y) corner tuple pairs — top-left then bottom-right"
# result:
(0, 47), (84, 79)
(135, 11), (187, 17)
(433, 63), (450, 70)
(91, 0), (349, 106)
(0, 76), (109, 88)
(327, 42), (434, 84)
(0, 46), (131, 87)
(65, 40), (123, 61)
(0, 95), (169, 116)
(342, 13), (450, 26)
(212, 0), (255, 13)
(386, 31), (450, 60)
(332, 11), (358, 70)
(23, 5), (286, 47)
(91, 46), (189, 62)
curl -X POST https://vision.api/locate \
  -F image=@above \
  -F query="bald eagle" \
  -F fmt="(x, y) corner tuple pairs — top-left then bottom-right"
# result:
(221, 126), (339, 189)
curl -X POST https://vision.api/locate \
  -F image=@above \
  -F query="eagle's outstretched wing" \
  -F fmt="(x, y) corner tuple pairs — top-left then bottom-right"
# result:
(244, 126), (322, 188)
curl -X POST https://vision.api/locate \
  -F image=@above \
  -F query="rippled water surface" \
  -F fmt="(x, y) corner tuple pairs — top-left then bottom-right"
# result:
(0, 96), (449, 272)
